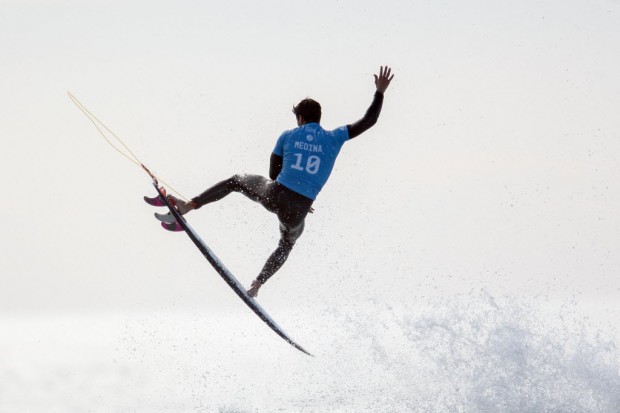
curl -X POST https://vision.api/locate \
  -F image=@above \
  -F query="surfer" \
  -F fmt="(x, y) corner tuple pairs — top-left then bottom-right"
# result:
(170, 66), (394, 297)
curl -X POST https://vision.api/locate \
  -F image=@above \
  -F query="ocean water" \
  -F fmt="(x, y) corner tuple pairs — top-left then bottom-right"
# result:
(2, 290), (619, 412)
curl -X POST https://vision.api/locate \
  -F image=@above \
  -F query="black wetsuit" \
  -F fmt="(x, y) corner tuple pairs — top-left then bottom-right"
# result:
(191, 92), (384, 284)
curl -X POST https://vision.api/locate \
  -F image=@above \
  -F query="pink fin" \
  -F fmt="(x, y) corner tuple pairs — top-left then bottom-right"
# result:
(161, 221), (183, 232)
(144, 194), (166, 207)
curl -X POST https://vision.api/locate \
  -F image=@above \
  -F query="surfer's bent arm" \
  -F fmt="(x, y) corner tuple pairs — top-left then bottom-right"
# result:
(270, 153), (283, 180)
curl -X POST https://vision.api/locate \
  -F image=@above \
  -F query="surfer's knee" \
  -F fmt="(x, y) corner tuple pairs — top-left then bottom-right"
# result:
(230, 173), (242, 184)
(278, 237), (295, 251)
(229, 174), (248, 192)
(280, 221), (304, 246)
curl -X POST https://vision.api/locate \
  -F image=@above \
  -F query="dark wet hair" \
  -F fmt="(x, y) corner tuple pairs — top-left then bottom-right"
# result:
(292, 98), (321, 123)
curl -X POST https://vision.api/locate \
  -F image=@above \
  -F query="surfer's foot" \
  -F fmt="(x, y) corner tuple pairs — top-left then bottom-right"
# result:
(247, 279), (262, 298)
(168, 195), (195, 215)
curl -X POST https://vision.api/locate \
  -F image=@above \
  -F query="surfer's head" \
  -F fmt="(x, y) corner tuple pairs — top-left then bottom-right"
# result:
(292, 98), (321, 125)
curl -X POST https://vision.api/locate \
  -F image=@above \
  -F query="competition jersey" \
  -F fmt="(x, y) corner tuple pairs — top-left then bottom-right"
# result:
(273, 123), (349, 200)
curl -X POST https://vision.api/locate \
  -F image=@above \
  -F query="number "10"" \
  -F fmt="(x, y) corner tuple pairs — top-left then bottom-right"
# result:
(291, 153), (321, 175)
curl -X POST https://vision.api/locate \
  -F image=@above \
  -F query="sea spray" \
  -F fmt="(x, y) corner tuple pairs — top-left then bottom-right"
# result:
(321, 290), (620, 412)
(2, 291), (619, 412)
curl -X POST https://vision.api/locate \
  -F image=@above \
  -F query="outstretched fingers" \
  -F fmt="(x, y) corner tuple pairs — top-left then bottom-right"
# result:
(380, 65), (394, 81)
(375, 65), (395, 93)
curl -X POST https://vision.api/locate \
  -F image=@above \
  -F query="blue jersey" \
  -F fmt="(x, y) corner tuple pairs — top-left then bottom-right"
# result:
(273, 123), (349, 200)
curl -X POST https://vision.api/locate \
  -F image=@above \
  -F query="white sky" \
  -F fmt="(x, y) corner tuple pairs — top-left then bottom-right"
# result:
(1, 0), (619, 315)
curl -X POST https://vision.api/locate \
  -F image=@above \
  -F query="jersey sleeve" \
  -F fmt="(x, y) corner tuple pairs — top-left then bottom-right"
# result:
(273, 131), (287, 156)
(334, 125), (350, 146)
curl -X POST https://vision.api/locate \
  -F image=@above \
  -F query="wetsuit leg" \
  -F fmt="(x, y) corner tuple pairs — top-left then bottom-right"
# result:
(255, 183), (311, 285)
(256, 221), (305, 284)
(192, 174), (279, 213)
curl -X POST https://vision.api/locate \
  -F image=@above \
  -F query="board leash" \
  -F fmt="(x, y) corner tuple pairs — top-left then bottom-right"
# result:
(67, 91), (189, 201)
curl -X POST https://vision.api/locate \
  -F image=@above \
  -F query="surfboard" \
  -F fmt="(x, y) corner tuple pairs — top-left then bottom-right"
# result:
(150, 182), (312, 356)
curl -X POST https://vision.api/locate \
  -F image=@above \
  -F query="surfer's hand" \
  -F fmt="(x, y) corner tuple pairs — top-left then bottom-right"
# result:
(309, 207), (314, 214)
(374, 65), (394, 94)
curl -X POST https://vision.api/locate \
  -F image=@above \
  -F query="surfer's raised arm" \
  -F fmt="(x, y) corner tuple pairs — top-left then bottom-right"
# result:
(347, 65), (394, 140)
